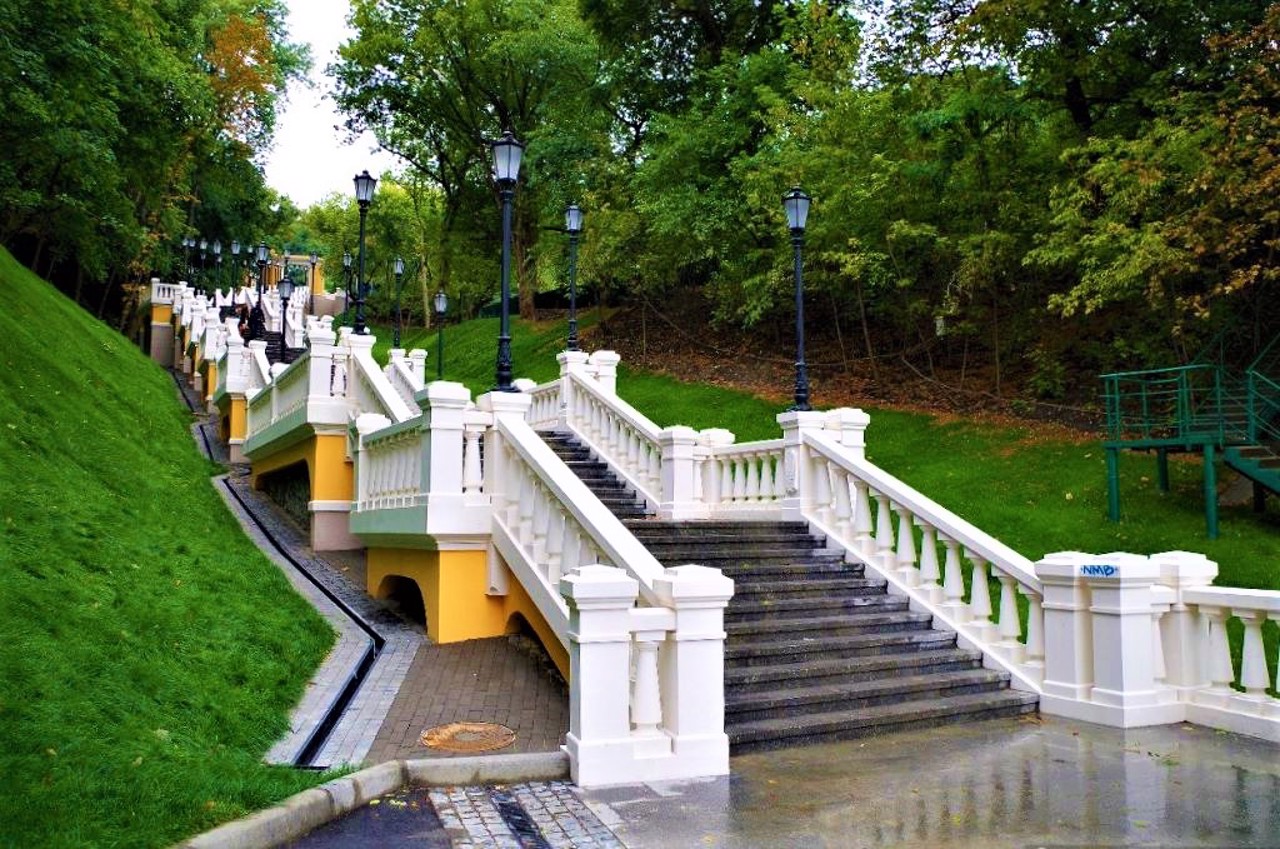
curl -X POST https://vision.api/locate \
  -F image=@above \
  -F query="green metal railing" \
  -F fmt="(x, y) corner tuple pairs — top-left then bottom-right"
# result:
(1245, 334), (1280, 444)
(1101, 363), (1226, 447)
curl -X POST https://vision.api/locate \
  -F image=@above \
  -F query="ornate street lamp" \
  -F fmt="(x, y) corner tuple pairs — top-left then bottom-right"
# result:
(783, 186), (812, 411)
(278, 276), (294, 342)
(212, 240), (222, 292)
(353, 169), (377, 334)
(393, 256), (405, 348)
(181, 236), (193, 281)
(434, 289), (448, 380)
(230, 240), (241, 289)
(249, 242), (270, 340)
(198, 237), (208, 294)
(490, 130), (524, 391)
(309, 251), (319, 294)
(564, 203), (583, 352)
(342, 250), (353, 324)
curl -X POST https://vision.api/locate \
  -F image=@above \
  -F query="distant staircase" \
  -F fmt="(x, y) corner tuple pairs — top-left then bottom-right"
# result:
(541, 430), (1038, 752)
(1102, 328), (1280, 536)
(258, 330), (305, 366)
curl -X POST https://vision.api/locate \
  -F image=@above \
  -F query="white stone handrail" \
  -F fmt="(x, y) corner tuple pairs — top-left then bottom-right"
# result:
(492, 410), (669, 603)
(384, 349), (425, 411)
(345, 337), (415, 424)
(802, 427), (1045, 689)
(564, 371), (663, 503)
(353, 414), (425, 511)
(246, 350), (310, 439)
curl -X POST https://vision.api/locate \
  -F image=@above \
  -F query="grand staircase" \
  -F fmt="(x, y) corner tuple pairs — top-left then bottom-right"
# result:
(540, 431), (1038, 753)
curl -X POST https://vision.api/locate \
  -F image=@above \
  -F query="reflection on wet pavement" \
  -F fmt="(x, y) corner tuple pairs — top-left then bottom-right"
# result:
(582, 716), (1280, 848)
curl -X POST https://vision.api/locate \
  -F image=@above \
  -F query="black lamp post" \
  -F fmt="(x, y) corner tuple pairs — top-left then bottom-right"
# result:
(198, 237), (208, 294)
(491, 130), (524, 391)
(231, 240), (241, 289)
(392, 256), (405, 348)
(353, 170), (377, 335)
(248, 242), (269, 340)
(256, 242), (269, 295)
(341, 251), (353, 324)
(434, 289), (448, 379)
(783, 186), (812, 412)
(309, 251), (318, 295)
(564, 203), (583, 352)
(182, 236), (193, 281)
(212, 240), (222, 292)
(278, 276), (294, 342)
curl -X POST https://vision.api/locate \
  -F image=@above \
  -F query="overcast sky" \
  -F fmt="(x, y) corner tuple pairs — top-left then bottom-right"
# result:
(262, 0), (401, 209)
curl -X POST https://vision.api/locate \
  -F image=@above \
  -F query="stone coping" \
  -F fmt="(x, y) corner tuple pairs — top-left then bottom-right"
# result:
(173, 752), (570, 849)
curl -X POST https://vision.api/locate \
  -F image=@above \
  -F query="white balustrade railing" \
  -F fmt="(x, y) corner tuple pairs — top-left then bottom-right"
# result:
(384, 350), (425, 410)
(150, 280), (178, 304)
(564, 372), (663, 503)
(527, 380), (562, 430)
(346, 337), (415, 424)
(246, 350), (310, 439)
(802, 427), (1045, 689)
(354, 416), (426, 511)
(701, 439), (787, 514)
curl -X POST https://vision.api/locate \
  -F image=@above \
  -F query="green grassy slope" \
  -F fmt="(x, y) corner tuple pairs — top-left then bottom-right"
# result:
(0, 249), (332, 848)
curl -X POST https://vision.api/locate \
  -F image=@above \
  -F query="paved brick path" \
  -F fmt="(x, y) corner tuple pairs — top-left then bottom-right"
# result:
(364, 638), (569, 764)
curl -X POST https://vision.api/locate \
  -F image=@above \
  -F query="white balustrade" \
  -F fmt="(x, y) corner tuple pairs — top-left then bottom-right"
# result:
(384, 349), (425, 410)
(527, 379), (562, 430)
(563, 371), (663, 502)
(345, 335), (415, 424)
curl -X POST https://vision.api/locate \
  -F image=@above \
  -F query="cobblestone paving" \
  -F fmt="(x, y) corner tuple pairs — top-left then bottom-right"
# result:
(428, 782), (624, 849)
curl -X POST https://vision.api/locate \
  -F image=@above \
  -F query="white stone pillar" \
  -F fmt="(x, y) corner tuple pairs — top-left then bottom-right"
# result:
(777, 409), (826, 521)
(561, 564), (641, 787)
(654, 564), (735, 777)
(658, 426), (701, 520)
(557, 350), (591, 430)
(825, 407), (871, 459)
(1036, 552), (1095, 708)
(408, 348), (427, 379)
(1150, 551), (1218, 701)
(588, 350), (621, 395)
(307, 327), (337, 398)
(1083, 553), (1162, 718)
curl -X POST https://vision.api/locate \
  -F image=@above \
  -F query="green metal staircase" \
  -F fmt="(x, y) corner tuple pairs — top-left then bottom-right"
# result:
(1101, 331), (1280, 538)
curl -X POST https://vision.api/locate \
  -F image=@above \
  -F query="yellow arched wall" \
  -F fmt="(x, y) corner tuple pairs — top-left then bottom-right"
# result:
(250, 433), (352, 503)
(368, 547), (569, 679)
(151, 303), (173, 324)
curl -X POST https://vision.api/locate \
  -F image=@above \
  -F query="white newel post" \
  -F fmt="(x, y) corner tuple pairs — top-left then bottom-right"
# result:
(561, 565), (641, 787)
(658, 426), (701, 520)
(421, 381), (471, 515)
(1082, 553), (1163, 720)
(588, 350), (621, 395)
(825, 407), (871, 459)
(1036, 552), (1096, 709)
(777, 410), (826, 521)
(557, 350), (591, 430)
(654, 564), (735, 777)
(408, 349), (427, 379)
(1151, 551), (1218, 702)
(307, 327), (337, 397)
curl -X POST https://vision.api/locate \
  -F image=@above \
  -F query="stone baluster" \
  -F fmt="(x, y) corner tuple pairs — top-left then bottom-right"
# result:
(1023, 590), (1045, 671)
(629, 613), (667, 752)
(895, 508), (918, 586)
(968, 555), (994, 642)
(1199, 604), (1235, 708)
(941, 537), (967, 621)
(852, 479), (874, 556)
(1236, 608), (1270, 704)
(917, 524), (942, 604)
(463, 424), (484, 495)
(996, 574), (1023, 660)
(545, 511), (566, 586)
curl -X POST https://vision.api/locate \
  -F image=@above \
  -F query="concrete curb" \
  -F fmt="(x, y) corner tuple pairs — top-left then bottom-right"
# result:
(175, 752), (570, 849)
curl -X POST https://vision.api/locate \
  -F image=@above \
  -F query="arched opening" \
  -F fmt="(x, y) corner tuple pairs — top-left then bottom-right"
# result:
(506, 613), (566, 687)
(255, 460), (311, 529)
(376, 574), (427, 629)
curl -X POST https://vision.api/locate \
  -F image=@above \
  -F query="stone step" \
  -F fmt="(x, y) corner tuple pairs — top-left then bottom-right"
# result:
(725, 609), (927, 640)
(727, 628), (956, 666)
(715, 561), (867, 579)
(636, 538), (829, 556)
(725, 668), (1013, 723)
(725, 593), (903, 624)
(656, 551), (851, 569)
(731, 576), (883, 599)
(727, 690), (1039, 753)
(725, 648), (984, 693)
(624, 520), (813, 538)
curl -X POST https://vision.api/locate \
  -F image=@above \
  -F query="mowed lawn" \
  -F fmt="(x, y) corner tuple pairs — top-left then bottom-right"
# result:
(0, 249), (334, 848)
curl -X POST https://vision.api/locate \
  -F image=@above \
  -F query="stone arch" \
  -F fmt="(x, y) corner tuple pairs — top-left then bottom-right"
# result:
(376, 574), (427, 629)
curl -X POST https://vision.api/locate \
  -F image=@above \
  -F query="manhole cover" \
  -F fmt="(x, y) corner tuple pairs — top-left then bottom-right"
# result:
(420, 721), (517, 753)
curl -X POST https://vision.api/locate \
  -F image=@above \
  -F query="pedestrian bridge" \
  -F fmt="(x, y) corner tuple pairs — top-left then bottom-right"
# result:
(150, 279), (1280, 787)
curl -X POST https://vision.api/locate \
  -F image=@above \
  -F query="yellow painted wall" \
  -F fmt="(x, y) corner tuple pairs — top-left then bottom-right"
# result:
(151, 304), (173, 324)
(204, 362), (218, 401)
(367, 548), (569, 679)
(251, 433), (352, 503)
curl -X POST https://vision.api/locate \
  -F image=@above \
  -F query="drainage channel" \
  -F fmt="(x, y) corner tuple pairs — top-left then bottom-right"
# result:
(171, 369), (386, 768)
